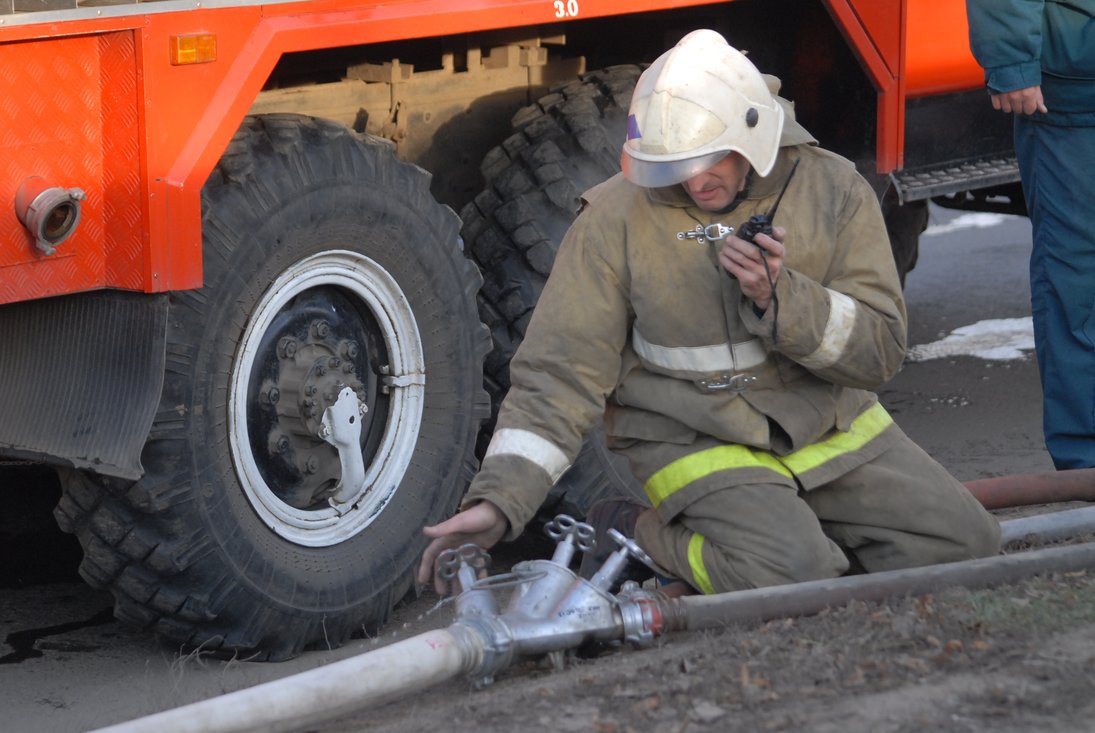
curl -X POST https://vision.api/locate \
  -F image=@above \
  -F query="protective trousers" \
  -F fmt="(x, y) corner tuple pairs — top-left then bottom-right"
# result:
(1016, 116), (1095, 469)
(616, 409), (1001, 594)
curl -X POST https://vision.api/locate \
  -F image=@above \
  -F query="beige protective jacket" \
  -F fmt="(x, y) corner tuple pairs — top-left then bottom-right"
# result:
(464, 127), (907, 540)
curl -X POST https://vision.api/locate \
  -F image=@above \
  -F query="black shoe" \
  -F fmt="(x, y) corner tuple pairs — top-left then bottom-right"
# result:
(578, 498), (653, 590)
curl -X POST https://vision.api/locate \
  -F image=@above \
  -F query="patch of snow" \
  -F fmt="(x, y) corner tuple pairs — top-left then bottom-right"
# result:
(907, 317), (1035, 362)
(923, 212), (1010, 238)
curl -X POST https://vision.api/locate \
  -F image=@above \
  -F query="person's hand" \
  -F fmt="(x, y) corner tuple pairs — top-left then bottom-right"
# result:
(417, 501), (509, 594)
(718, 226), (786, 311)
(990, 86), (1047, 115)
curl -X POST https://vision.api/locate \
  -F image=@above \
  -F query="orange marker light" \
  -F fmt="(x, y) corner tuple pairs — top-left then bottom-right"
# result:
(170, 34), (217, 65)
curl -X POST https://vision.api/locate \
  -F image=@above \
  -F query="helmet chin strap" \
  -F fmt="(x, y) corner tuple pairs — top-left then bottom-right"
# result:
(708, 171), (753, 215)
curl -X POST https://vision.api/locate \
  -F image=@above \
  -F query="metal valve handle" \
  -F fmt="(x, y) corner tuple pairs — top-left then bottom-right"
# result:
(544, 514), (595, 566)
(607, 528), (669, 577)
(545, 514), (595, 549)
(587, 528), (673, 592)
(437, 543), (491, 577)
(437, 543), (491, 592)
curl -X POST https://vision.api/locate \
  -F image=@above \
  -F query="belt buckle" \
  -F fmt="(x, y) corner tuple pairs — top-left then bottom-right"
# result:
(696, 373), (756, 393)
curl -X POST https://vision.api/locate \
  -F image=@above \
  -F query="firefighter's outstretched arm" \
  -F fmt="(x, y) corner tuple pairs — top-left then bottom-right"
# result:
(417, 501), (508, 594)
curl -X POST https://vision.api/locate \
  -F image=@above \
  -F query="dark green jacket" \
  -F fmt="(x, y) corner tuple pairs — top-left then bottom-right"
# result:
(967, 0), (1095, 123)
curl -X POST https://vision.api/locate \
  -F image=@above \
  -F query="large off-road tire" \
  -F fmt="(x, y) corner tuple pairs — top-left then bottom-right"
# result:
(882, 189), (929, 287)
(54, 115), (490, 660)
(460, 67), (646, 519)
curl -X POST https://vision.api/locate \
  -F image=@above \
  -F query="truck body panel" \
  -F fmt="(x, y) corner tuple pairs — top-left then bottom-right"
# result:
(1, 0), (995, 305)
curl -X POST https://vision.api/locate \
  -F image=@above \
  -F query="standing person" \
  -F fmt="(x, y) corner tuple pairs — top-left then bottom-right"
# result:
(967, 0), (1095, 469)
(417, 30), (999, 596)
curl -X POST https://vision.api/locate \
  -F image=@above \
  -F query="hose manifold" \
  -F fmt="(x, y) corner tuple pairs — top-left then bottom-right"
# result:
(439, 514), (671, 688)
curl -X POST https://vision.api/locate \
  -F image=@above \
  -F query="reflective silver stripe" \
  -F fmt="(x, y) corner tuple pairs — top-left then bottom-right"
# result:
(799, 289), (858, 370)
(484, 428), (571, 483)
(632, 328), (767, 373)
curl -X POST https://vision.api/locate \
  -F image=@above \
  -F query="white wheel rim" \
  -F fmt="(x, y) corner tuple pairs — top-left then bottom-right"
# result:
(229, 250), (424, 547)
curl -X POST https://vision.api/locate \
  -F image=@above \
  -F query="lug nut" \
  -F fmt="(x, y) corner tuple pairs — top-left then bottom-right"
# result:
(278, 337), (298, 359)
(340, 341), (359, 359)
(303, 455), (318, 474)
(311, 320), (330, 339)
(261, 386), (281, 405)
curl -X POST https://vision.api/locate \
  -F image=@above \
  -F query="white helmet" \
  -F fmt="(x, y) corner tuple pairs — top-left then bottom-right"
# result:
(621, 30), (786, 187)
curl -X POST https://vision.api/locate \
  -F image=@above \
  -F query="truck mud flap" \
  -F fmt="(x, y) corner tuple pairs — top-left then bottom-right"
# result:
(0, 290), (166, 479)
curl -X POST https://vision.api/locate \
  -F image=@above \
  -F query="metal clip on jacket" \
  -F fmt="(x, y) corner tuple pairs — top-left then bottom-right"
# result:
(677, 222), (733, 244)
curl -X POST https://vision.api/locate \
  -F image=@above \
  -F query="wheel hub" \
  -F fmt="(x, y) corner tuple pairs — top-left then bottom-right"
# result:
(250, 300), (379, 510)
(274, 327), (366, 438)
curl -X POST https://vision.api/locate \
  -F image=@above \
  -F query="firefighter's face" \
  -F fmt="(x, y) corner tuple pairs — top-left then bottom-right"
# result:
(682, 152), (750, 212)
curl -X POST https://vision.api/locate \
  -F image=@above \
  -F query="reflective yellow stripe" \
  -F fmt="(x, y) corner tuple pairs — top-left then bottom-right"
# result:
(687, 532), (715, 595)
(645, 444), (792, 508)
(643, 403), (893, 507)
(779, 402), (893, 475)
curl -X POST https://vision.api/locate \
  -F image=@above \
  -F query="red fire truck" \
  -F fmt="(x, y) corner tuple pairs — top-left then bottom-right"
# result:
(0, 0), (1018, 659)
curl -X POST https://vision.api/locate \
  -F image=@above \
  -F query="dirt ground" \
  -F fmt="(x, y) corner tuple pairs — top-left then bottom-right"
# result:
(334, 560), (1095, 733)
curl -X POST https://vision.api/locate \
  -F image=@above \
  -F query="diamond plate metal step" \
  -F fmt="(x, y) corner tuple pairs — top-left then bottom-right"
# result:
(891, 154), (1020, 204)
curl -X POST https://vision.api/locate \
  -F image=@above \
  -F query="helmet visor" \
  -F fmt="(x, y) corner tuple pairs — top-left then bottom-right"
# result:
(620, 149), (730, 188)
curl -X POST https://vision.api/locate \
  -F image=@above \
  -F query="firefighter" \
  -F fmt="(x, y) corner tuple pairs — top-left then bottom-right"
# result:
(966, 0), (1095, 471)
(417, 29), (999, 595)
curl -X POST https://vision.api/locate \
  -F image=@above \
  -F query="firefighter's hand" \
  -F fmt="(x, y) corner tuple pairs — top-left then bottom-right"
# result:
(718, 226), (786, 311)
(417, 501), (509, 594)
(990, 86), (1047, 115)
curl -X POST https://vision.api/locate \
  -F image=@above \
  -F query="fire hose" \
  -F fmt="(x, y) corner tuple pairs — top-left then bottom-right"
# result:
(92, 506), (1095, 733)
(964, 467), (1095, 509)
